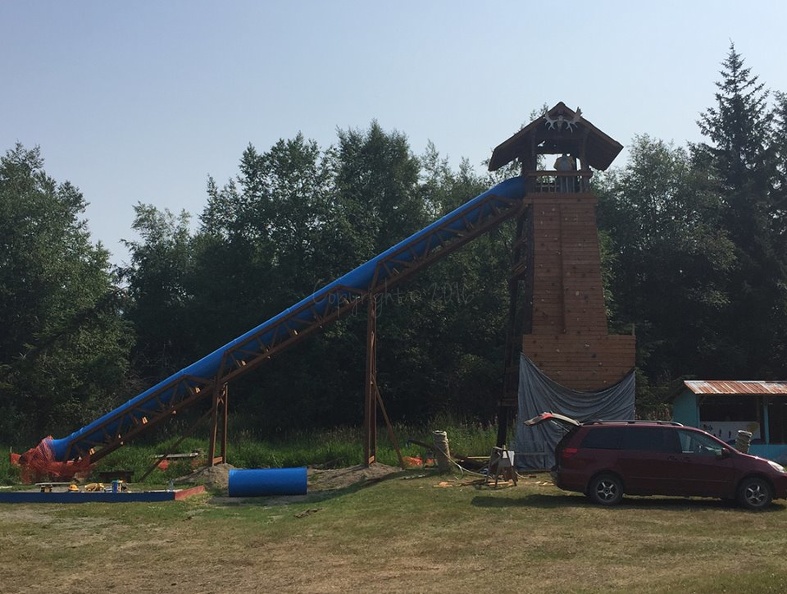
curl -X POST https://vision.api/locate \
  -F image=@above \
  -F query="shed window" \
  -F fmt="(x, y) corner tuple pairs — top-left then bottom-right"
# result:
(768, 399), (787, 444)
(699, 395), (758, 422)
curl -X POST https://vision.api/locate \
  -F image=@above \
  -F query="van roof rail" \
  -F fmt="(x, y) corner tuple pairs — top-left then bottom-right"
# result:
(584, 420), (683, 427)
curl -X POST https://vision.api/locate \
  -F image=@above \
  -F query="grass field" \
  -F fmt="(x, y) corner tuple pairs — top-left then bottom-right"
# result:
(2, 467), (787, 593)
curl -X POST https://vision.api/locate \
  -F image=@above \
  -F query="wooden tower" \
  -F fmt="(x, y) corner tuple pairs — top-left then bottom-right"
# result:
(490, 103), (636, 435)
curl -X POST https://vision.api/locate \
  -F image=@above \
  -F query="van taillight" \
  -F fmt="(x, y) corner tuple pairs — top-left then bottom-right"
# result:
(561, 448), (579, 459)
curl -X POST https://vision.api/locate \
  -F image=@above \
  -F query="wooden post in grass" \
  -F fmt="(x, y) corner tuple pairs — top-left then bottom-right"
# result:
(363, 296), (378, 465)
(208, 383), (229, 466)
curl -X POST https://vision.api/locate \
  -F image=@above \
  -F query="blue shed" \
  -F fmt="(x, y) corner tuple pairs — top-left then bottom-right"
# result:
(671, 380), (787, 464)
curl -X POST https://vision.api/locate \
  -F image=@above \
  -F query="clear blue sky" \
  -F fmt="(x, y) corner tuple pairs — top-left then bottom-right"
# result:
(3, 1), (786, 265)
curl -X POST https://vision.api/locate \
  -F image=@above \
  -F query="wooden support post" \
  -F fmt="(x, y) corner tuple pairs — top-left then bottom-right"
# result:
(363, 293), (406, 468)
(139, 407), (214, 482)
(497, 208), (531, 447)
(363, 296), (378, 466)
(208, 383), (229, 466)
(208, 390), (218, 466)
(220, 384), (228, 464)
(375, 386), (405, 469)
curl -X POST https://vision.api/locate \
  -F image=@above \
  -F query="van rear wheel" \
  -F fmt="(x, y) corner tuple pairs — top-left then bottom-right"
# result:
(587, 473), (624, 506)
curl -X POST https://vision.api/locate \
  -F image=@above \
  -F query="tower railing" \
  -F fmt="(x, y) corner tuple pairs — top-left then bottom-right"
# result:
(527, 170), (593, 194)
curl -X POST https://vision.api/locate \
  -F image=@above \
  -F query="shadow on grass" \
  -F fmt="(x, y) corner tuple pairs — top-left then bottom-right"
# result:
(472, 492), (787, 512)
(207, 467), (416, 507)
(472, 492), (582, 509)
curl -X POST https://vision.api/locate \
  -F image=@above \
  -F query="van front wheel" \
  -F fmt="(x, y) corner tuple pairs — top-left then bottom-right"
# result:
(737, 477), (772, 510)
(587, 474), (624, 506)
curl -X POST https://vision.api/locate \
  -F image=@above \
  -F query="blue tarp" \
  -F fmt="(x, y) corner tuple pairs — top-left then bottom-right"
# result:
(515, 354), (636, 469)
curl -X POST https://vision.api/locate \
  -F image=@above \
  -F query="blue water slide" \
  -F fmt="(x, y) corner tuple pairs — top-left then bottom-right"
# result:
(45, 176), (526, 461)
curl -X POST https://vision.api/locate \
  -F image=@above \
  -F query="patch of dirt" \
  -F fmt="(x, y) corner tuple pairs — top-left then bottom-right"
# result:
(175, 463), (235, 492)
(176, 462), (402, 496)
(307, 463), (401, 492)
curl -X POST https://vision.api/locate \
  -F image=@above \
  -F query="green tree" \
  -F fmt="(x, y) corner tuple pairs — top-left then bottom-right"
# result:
(693, 43), (787, 377)
(198, 136), (337, 335)
(331, 126), (508, 423)
(596, 136), (736, 382)
(409, 147), (512, 420)
(190, 126), (515, 430)
(771, 90), (787, 262)
(119, 204), (196, 381)
(194, 135), (352, 432)
(334, 121), (426, 261)
(0, 144), (131, 442)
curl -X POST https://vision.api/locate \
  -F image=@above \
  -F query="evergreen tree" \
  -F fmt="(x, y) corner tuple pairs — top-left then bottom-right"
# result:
(696, 43), (773, 249)
(771, 91), (787, 257)
(693, 44), (787, 378)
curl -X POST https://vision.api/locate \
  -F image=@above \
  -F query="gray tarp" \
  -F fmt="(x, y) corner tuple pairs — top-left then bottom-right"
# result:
(514, 354), (635, 469)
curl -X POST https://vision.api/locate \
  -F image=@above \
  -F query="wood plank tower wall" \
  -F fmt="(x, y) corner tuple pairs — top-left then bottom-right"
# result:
(489, 103), (635, 403)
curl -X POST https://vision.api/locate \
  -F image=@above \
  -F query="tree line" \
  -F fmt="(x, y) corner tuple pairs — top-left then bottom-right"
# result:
(1, 45), (785, 445)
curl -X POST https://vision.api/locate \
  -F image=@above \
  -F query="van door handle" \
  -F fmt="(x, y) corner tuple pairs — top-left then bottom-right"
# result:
(668, 456), (678, 461)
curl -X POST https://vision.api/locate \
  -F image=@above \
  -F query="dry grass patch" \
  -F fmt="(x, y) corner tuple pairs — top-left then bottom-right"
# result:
(1, 469), (787, 593)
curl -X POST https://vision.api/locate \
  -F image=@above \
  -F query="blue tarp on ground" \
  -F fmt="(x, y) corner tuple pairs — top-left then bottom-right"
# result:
(1, 491), (177, 504)
(0, 485), (205, 503)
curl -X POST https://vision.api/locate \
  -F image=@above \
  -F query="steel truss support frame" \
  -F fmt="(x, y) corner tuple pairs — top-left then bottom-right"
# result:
(63, 189), (526, 466)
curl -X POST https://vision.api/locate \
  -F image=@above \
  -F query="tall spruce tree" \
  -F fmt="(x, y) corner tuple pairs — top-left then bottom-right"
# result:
(693, 44), (787, 377)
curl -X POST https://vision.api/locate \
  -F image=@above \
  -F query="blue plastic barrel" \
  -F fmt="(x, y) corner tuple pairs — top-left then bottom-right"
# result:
(227, 467), (308, 497)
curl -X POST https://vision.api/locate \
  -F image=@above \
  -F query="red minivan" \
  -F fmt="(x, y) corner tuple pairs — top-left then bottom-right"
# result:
(525, 412), (787, 510)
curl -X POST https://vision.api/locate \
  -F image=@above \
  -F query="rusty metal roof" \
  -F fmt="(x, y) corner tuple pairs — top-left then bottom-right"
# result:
(684, 380), (787, 395)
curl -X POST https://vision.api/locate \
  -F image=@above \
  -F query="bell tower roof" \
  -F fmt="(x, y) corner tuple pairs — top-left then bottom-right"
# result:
(488, 102), (623, 172)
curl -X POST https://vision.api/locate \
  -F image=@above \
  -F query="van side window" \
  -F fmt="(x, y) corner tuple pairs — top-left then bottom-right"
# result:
(678, 430), (725, 456)
(580, 427), (624, 449)
(622, 427), (680, 452)
(660, 429), (681, 453)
